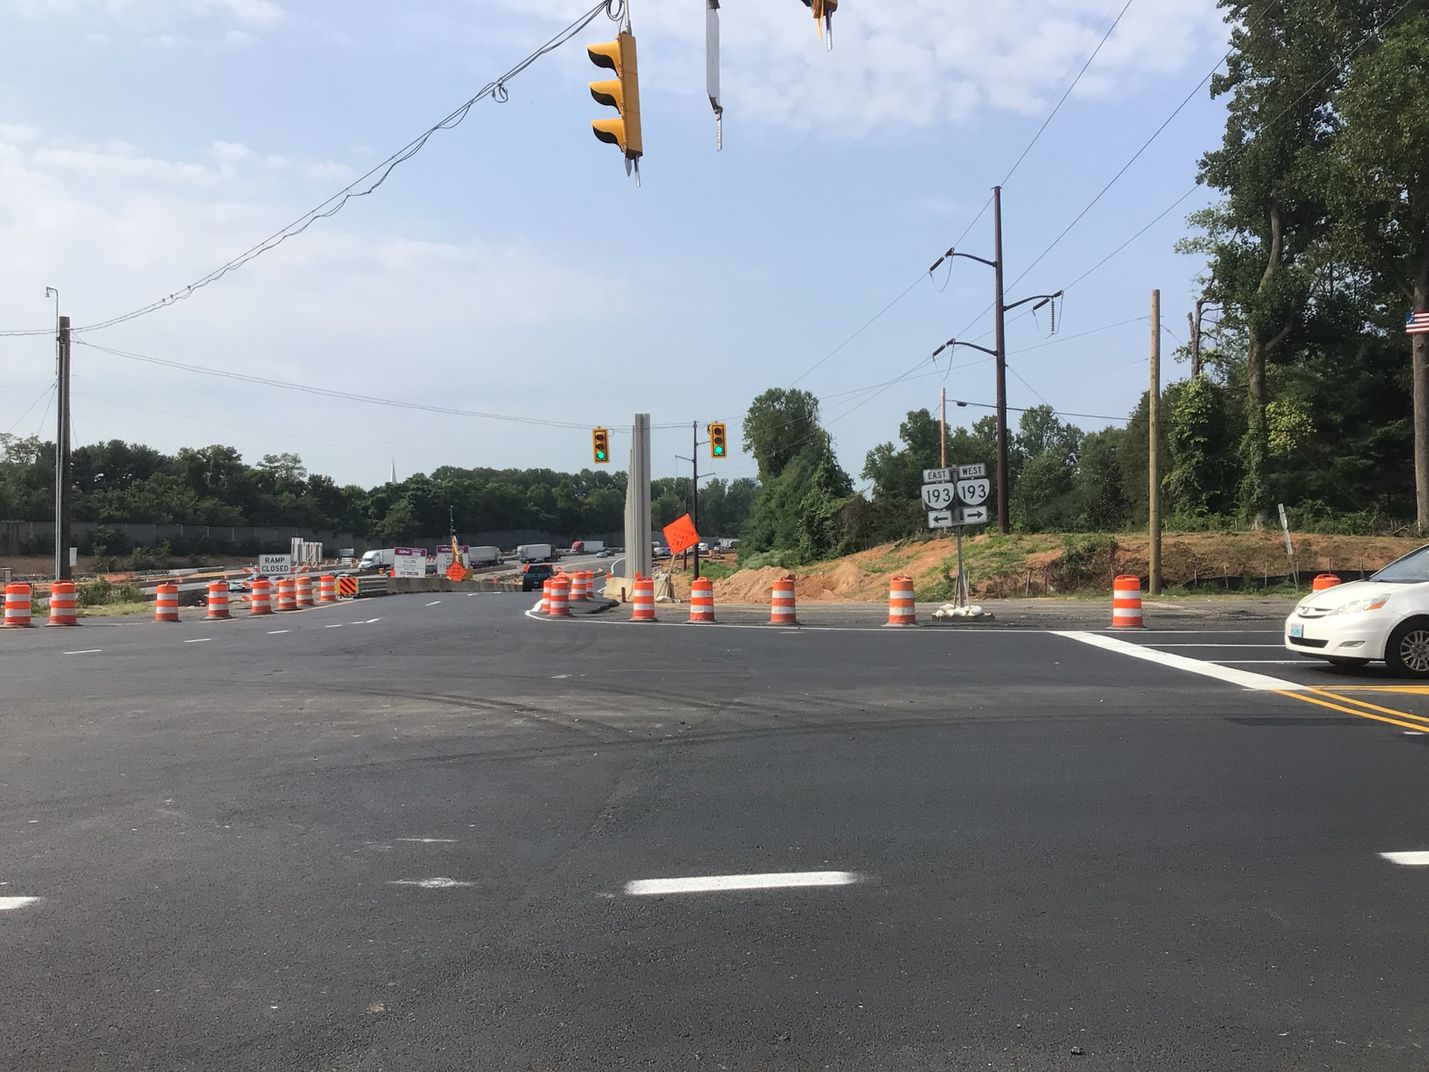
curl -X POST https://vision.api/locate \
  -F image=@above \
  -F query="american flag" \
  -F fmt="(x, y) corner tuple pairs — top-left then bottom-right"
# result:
(1407, 310), (1429, 335)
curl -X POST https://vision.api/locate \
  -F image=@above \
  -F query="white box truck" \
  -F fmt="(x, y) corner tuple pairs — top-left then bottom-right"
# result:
(516, 543), (554, 563)
(468, 545), (501, 567)
(358, 548), (395, 573)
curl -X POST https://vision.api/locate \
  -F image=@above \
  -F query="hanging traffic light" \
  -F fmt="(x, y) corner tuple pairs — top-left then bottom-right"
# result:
(708, 421), (727, 459)
(592, 427), (610, 464)
(801, 0), (837, 45)
(588, 31), (642, 167)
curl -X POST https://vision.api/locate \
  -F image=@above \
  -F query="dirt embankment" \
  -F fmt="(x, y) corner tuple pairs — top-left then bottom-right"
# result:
(697, 532), (1425, 604)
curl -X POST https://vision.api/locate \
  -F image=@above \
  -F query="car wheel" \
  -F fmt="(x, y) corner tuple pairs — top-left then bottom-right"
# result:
(1325, 656), (1369, 669)
(1385, 620), (1429, 677)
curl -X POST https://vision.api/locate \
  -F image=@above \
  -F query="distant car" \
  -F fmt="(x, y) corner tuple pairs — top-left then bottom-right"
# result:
(596, 549), (614, 558)
(521, 563), (556, 591)
(227, 578), (251, 593)
(1286, 543), (1429, 675)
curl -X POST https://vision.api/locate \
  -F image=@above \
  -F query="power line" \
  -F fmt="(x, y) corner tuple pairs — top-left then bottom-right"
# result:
(75, 339), (629, 431)
(949, 397), (1129, 424)
(0, 0), (624, 339)
(4, 383), (56, 436)
(787, 2), (1134, 390)
(999, 0), (1136, 187)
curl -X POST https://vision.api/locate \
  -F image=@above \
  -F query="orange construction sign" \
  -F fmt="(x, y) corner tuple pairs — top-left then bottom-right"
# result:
(446, 562), (468, 582)
(663, 513), (700, 556)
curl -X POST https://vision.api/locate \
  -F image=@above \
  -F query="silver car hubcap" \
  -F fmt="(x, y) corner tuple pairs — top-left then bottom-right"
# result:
(1400, 630), (1429, 673)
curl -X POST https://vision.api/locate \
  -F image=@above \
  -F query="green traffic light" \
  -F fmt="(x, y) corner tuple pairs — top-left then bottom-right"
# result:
(596, 450), (606, 461)
(714, 445), (724, 456)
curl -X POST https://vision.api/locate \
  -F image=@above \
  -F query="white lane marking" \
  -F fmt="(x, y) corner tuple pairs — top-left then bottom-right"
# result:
(1213, 660), (1309, 665)
(1403, 731), (1424, 736)
(396, 838), (457, 844)
(268, 629), (290, 635)
(64, 649), (102, 655)
(1153, 643), (1284, 648)
(325, 624), (344, 629)
(365, 617), (381, 624)
(623, 871), (864, 896)
(1055, 631), (1304, 692)
(183, 638), (212, 644)
(426, 600), (442, 607)
(388, 877), (474, 888)
(0, 896), (40, 911)
(1380, 851), (1429, 866)
(1094, 629), (1282, 635)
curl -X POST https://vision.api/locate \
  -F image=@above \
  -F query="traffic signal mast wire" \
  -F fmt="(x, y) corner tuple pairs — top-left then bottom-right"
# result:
(0, 0), (627, 339)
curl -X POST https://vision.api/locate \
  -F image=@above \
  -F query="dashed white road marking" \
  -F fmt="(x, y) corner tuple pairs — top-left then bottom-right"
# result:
(183, 638), (212, 645)
(396, 838), (457, 844)
(1380, 851), (1429, 866)
(426, 600), (442, 607)
(325, 624), (344, 629)
(365, 617), (381, 624)
(64, 649), (101, 655)
(623, 871), (864, 896)
(1055, 631), (1305, 692)
(267, 629), (290, 635)
(1403, 731), (1424, 737)
(0, 896), (40, 911)
(388, 877), (474, 889)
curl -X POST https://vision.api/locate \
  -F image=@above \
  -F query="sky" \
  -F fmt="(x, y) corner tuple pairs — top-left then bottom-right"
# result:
(0, 0), (1233, 490)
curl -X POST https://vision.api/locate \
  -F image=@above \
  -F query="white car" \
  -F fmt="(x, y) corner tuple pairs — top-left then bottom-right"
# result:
(1285, 544), (1429, 675)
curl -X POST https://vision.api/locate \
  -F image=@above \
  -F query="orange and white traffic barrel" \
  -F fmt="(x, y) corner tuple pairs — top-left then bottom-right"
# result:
(294, 574), (314, 608)
(47, 581), (78, 627)
(1111, 574), (1143, 628)
(689, 577), (715, 623)
(276, 577), (297, 612)
(318, 574), (337, 603)
(540, 578), (552, 614)
(631, 577), (656, 621)
(886, 575), (916, 627)
(249, 579), (272, 616)
(770, 576), (797, 626)
(206, 582), (230, 621)
(3, 583), (33, 628)
(1312, 573), (1341, 592)
(155, 583), (180, 623)
(548, 575), (571, 618)
(570, 570), (592, 601)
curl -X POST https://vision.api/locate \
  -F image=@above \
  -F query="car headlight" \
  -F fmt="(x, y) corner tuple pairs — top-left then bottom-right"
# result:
(1327, 594), (1391, 615)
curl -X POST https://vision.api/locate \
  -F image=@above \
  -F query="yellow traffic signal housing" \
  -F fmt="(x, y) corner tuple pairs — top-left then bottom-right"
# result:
(592, 427), (610, 464)
(708, 422), (727, 459)
(588, 31), (642, 161)
(805, 0), (837, 43)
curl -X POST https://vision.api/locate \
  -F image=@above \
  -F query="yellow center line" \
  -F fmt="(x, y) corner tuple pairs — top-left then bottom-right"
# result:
(1307, 687), (1429, 727)
(1316, 684), (1429, 695)
(1275, 689), (1429, 732)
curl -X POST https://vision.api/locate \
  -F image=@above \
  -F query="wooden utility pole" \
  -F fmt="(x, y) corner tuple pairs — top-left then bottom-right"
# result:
(992, 185), (1009, 535)
(1148, 291), (1162, 596)
(1188, 297), (1204, 379)
(940, 387), (947, 468)
(53, 315), (72, 581)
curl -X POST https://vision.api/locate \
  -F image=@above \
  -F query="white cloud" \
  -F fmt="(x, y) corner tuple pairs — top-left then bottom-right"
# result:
(0, 124), (634, 477)
(0, 123), (39, 143)
(304, 160), (356, 184)
(211, 140), (253, 164)
(148, 32), (185, 48)
(223, 28), (253, 46)
(33, 142), (217, 185)
(8, 0), (283, 31)
(492, 0), (1226, 134)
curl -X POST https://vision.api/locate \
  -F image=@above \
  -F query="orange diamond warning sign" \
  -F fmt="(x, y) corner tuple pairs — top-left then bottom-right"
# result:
(663, 513), (699, 556)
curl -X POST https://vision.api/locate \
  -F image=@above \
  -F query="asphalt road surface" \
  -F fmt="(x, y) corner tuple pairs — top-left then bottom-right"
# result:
(4, 596), (1429, 1070)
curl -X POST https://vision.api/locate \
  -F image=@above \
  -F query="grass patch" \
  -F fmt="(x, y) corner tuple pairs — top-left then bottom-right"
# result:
(77, 601), (151, 618)
(691, 559), (737, 581)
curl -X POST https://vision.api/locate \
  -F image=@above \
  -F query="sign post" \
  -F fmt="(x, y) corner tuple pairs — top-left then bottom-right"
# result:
(921, 462), (990, 609)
